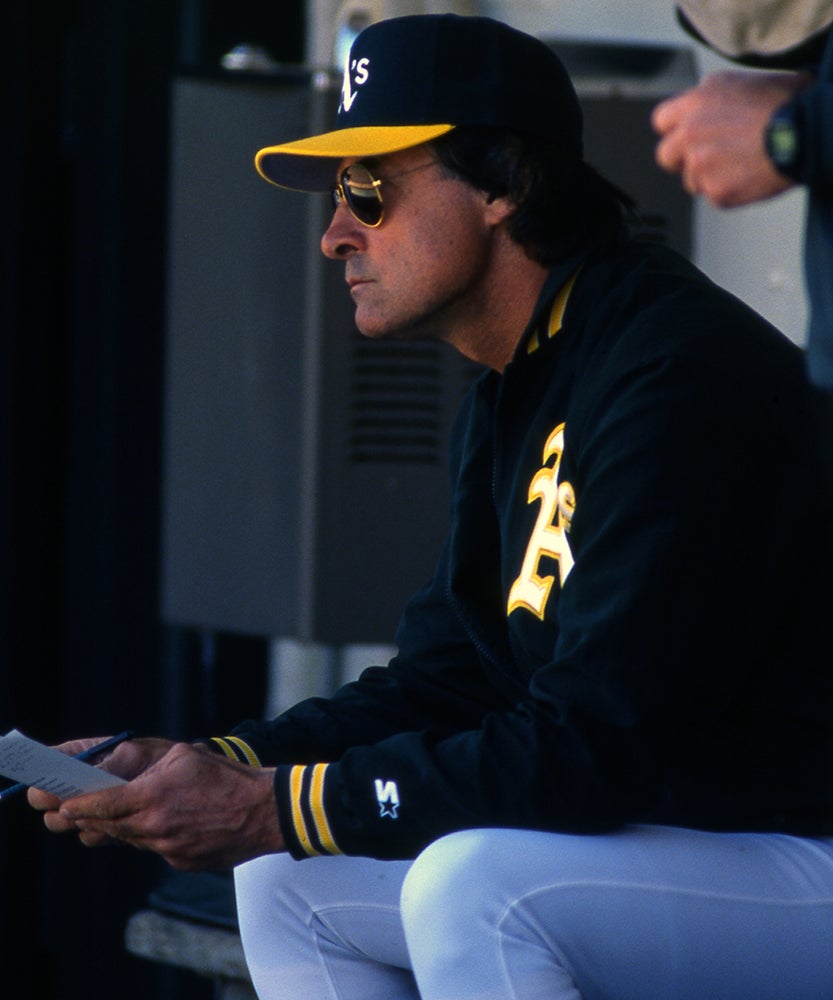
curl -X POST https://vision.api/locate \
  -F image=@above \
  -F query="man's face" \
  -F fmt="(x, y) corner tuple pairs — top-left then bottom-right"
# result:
(320, 145), (500, 346)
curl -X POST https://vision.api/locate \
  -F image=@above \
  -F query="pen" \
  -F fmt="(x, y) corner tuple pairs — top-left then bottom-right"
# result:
(0, 729), (135, 802)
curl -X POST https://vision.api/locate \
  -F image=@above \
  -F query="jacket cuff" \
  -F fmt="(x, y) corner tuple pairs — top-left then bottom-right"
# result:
(791, 82), (833, 190)
(199, 736), (262, 766)
(275, 763), (343, 859)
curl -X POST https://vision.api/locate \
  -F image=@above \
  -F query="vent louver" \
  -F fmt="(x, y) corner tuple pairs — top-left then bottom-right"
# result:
(348, 336), (444, 464)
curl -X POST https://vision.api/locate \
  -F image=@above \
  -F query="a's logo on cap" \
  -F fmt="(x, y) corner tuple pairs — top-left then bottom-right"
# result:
(339, 56), (370, 114)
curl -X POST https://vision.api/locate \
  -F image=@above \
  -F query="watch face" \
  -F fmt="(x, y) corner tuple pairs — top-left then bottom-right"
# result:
(768, 117), (799, 168)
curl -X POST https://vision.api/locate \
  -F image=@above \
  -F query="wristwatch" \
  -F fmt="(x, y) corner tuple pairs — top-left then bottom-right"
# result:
(765, 102), (802, 179)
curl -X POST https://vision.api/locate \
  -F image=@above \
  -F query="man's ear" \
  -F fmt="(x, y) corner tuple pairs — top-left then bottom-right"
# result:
(483, 191), (516, 226)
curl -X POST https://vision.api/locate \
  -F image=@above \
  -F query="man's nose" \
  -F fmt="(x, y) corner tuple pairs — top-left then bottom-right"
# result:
(321, 203), (365, 259)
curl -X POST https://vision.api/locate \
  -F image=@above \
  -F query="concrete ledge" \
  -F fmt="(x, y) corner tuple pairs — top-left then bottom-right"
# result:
(125, 908), (254, 992)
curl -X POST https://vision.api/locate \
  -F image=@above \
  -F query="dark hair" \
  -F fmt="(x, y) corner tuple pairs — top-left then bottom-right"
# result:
(431, 127), (639, 266)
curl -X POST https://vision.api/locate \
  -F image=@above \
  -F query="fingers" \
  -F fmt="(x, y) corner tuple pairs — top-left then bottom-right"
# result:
(654, 129), (685, 176)
(31, 788), (123, 842)
(27, 785), (62, 812)
(651, 89), (701, 178)
(77, 829), (123, 849)
(59, 781), (137, 824)
(650, 92), (684, 137)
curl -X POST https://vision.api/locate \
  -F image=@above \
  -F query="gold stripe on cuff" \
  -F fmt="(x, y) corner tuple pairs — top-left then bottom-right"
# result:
(289, 765), (320, 857)
(210, 737), (239, 760)
(224, 736), (261, 767)
(309, 763), (341, 855)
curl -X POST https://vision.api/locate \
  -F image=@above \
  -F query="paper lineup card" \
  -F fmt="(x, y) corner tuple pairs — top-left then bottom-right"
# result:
(0, 729), (126, 799)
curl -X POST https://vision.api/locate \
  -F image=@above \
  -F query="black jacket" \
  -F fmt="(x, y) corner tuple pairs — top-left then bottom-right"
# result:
(216, 242), (833, 860)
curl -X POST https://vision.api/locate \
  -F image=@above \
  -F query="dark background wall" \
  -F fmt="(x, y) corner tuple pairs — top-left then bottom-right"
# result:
(1, 2), (302, 997)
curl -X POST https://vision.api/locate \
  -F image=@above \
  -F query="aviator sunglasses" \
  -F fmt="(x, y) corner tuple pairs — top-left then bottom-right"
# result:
(330, 160), (439, 228)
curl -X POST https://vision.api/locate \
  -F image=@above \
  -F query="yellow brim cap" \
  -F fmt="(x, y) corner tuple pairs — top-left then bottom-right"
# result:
(252, 15), (582, 192)
(255, 123), (456, 192)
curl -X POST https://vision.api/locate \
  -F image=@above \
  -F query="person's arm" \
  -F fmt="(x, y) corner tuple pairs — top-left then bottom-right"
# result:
(213, 569), (511, 760)
(29, 389), (512, 870)
(29, 571), (508, 869)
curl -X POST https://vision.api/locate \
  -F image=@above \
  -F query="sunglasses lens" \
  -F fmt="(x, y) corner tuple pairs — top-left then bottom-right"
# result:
(340, 164), (383, 227)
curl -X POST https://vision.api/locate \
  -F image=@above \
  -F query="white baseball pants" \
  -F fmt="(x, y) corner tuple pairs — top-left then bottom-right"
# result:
(234, 824), (833, 999)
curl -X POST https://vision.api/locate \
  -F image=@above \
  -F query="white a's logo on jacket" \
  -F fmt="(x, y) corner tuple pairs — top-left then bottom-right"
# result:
(508, 423), (576, 620)
(375, 778), (399, 819)
(340, 56), (370, 113)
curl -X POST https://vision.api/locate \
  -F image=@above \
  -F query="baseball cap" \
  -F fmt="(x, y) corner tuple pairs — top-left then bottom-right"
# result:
(254, 14), (583, 192)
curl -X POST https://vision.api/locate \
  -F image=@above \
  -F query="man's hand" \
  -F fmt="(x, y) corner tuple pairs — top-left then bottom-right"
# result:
(27, 735), (173, 832)
(652, 70), (809, 206)
(28, 739), (284, 870)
